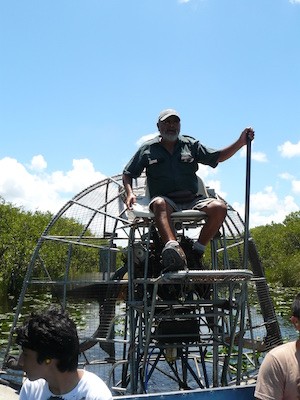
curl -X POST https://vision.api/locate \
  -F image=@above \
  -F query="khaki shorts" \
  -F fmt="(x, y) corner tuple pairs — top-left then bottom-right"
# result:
(149, 195), (216, 212)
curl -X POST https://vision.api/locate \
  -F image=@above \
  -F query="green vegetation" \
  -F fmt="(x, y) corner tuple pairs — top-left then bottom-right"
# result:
(0, 197), (299, 297)
(251, 211), (300, 287)
(0, 197), (121, 298)
(0, 197), (52, 295)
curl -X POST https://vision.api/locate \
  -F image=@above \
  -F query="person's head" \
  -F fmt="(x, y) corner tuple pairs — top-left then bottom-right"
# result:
(16, 306), (79, 379)
(290, 293), (300, 331)
(157, 109), (181, 142)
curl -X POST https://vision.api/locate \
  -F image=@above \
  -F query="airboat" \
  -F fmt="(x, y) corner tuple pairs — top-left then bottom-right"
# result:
(1, 143), (282, 400)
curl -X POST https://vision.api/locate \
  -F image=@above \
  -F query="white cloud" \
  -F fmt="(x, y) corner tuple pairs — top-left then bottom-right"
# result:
(51, 159), (104, 193)
(197, 164), (218, 179)
(136, 133), (159, 147)
(239, 147), (267, 162)
(0, 156), (106, 214)
(251, 151), (268, 162)
(0, 155), (298, 228)
(195, 166), (227, 197)
(29, 155), (47, 171)
(278, 140), (300, 158)
(278, 173), (300, 196)
(279, 172), (294, 180)
(289, 0), (300, 4)
(292, 180), (300, 193)
(206, 179), (226, 199)
(250, 186), (278, 211)
(233, 186), (299, 228)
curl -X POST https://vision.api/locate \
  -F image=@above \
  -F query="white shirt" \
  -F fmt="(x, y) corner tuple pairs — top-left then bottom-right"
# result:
(19, 370), (113, 400)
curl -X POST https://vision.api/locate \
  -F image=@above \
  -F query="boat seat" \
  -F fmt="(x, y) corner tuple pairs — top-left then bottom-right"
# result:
(130, 176), (209, 223)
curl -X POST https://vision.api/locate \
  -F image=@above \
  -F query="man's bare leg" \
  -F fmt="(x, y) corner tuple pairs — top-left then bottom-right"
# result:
(151, 197), (187, 271)
(198, 200), (227, 246)
(151, 197), (176, 244)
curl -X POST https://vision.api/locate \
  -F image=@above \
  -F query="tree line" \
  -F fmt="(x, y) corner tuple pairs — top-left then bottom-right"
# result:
(0, 197), (299, 297)
(250, 211), (300, 287)
(0, 197), (104, 297)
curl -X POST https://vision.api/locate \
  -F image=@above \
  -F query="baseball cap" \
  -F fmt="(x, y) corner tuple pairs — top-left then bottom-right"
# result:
(158, 109), (180, 123)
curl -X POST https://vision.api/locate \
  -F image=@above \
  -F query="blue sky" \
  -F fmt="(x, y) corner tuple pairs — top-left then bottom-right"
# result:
(1, 0), (300, 228)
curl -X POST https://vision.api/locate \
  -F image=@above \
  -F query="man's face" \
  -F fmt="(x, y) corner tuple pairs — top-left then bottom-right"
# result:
(158, 116), (181, 142)
(18, 347), (48, 381)
(291, 315), (300, 331)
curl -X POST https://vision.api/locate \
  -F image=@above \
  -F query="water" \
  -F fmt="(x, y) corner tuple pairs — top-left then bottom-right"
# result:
(1, 286), (298, 352)
(0, 285), (298, 393)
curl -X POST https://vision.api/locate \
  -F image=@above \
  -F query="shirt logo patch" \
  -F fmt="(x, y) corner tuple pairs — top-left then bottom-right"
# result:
(181, 154), (194, 163)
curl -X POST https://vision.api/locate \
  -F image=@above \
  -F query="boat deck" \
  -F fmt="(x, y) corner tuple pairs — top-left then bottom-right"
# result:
(0, 383), (19, 399)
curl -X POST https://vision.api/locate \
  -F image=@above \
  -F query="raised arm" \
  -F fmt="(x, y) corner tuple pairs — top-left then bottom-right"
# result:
(217, 127), (255, 163)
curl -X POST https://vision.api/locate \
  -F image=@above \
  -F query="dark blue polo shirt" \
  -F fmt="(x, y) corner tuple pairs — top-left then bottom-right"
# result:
(123, 135), (220, 198)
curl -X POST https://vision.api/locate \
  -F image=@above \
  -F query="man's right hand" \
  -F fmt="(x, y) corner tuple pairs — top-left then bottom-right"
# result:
(123, 174), (137, 209)
(126, 192), (136, 210)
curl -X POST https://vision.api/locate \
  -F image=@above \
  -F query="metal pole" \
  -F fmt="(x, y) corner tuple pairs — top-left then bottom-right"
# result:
(243, 135), (252, 269)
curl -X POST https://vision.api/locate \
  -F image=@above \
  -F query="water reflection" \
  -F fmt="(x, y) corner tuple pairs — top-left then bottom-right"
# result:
(0, 285), (299, 367)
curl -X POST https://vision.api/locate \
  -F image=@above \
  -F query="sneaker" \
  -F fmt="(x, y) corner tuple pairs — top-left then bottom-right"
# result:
(188, 249), (204, 270)
(161, 242), (187, 272)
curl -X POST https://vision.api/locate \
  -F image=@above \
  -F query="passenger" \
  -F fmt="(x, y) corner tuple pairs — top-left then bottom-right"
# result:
(16, 306), (113, 400)
(255, 292), (300, 400)
(123, 108), (254, 271)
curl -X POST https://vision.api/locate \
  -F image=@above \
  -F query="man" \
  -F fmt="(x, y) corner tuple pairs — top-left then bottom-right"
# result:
(16, 306), (113, 400)
(123, 108), (254, 272)
(255, 293), (300, 400)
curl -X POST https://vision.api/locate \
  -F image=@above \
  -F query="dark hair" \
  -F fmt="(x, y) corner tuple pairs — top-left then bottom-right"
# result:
(292, 293), (300, 319)
(15, 306), (79, 372)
